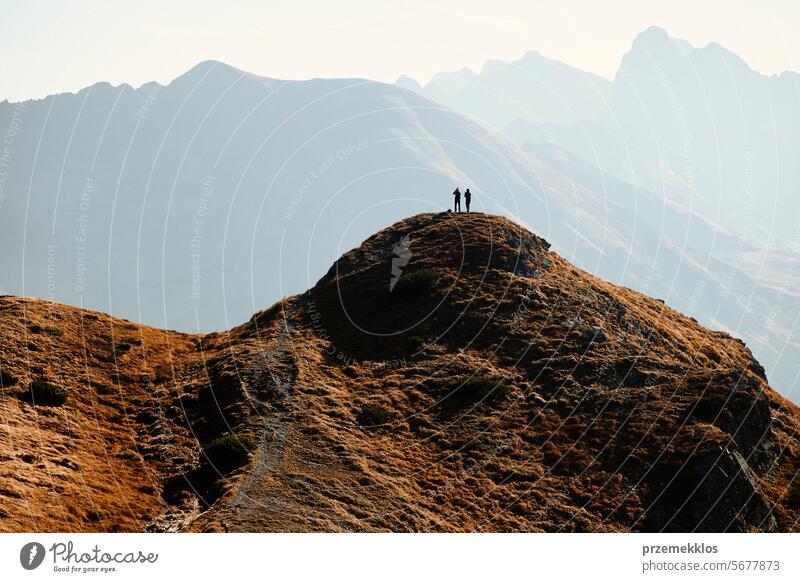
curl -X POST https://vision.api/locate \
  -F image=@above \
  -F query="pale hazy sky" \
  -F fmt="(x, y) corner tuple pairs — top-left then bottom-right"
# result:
(1, 0), (798, 101)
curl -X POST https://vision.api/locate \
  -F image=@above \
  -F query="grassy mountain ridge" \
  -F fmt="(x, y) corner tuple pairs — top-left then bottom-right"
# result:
(2, 213), (799, 532)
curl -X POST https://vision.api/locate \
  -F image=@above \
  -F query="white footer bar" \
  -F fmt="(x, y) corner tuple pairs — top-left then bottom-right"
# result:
(0, 533), (796, 581)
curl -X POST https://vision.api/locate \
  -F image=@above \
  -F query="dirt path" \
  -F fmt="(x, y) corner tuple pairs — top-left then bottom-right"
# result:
(230, 317), (298, 516)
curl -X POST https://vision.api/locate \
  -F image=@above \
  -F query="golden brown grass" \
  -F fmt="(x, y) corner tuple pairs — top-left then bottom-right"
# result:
(1, 212), (799, 532)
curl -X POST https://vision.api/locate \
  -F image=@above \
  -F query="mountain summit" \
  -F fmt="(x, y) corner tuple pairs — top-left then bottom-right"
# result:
(396, 50), (611, 128)
(1, 213), (798, 532)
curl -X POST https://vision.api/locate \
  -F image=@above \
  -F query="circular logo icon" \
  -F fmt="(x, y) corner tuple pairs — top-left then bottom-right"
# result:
(19, 542), (46, 570)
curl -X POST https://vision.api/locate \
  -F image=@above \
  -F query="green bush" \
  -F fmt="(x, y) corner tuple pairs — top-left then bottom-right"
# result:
(356, 403), (392, 427)
(45, 327), (62, 337)
(22, 378), (67, 406)
(203, 433), (255, 473)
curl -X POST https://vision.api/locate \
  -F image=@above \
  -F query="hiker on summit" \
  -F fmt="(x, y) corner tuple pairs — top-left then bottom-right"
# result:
(453, 187), (461, 212)
(464, 188), (472, 212)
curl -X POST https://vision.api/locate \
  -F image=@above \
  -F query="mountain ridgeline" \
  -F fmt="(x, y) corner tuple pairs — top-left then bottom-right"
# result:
(1, 213), (798, 532)
(1, 54), (799, 402)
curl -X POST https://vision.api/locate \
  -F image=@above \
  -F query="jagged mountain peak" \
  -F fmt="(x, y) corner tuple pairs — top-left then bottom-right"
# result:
(395, 73), (423, 92)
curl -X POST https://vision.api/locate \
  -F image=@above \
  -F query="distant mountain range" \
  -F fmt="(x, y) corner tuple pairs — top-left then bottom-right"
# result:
(396, 26), (800, 400)
(0, 29), (798, 401)
(402, 27), (800, 253)
(396, 49), (610, 129)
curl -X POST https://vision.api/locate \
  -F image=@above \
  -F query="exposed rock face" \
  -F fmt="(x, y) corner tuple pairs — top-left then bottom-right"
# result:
(1, 213), (799, 532)
(694, 447), (775, 531)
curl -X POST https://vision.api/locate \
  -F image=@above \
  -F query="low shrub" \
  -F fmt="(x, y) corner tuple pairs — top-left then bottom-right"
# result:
(393, 268), (437, 297)
(199, 357), (244, 406)
(22, 378), (67, 406)
(90, 381), (113, 395)
(440, 375), (510, 413)
(356, 403), (392, 427)
(788, 480), (800, 507)
(0, 368), (18, 387)
(203, 433), (255, 473)
(114, 342), (132, 354)
(105, 341), (133, 361)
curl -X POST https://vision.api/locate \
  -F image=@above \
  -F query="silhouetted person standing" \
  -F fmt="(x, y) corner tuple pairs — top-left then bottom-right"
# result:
(464, 188), (472, 212)
(453, 187), (461, 212)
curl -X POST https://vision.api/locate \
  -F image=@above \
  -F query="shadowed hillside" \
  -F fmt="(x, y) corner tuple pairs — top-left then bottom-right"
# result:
(2, 213), (799, 532)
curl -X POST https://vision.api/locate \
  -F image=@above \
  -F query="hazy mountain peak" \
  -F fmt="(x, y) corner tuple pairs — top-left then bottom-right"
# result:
(617, 26), (770, 83)
(424, 67), (477, 97)
(170, 59), (248, 85)
(395, 73), (422, 92)
(626, 26), (698, 61)
(615, 26), (693, 82)
(517, 49), (553, 66)
(697, 40), (754, 72)
(398, 51), (611, 128)
(518, 49), (568, 68)
(183, 59), (240, 76)
(634, 25), (671, 45)
(479, 58), (510, 75)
